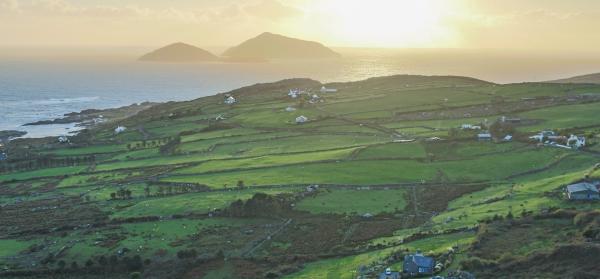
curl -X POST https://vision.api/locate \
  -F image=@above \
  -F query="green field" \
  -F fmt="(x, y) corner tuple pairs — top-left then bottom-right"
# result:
(295, 188), (408, 215)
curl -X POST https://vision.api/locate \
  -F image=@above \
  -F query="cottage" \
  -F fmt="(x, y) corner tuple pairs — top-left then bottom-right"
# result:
(566, 182), (600, 200)
(295, 115), (308, 124)
(224, 96), (236, 105)
(477, 133), (492, 141)
(115, 126), (127, 134)
(403, 252), (435, 276)
(567, 134), (586, 149)
(320, 86), (338, 93)
(379, 267), (400, 279)
(58, 136), (69, 143)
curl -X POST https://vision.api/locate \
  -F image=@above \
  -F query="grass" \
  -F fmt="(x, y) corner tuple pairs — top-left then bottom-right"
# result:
(295, 188), (408, 215)
(173, 148), (357, 175)
(0, 166), (87, 182)
(355, 142), (427, 159)
(518, 102), (600, 132)
(109, 187), (301, 219)
(0, 239), (33, 258)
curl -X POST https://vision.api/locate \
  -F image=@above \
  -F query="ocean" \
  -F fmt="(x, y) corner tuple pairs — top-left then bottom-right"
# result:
(2, 48), (600, 138)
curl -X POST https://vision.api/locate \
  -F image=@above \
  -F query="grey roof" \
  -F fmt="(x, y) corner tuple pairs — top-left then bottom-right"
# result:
(405, 254), (435, 268)
(567, 182), (599, 194)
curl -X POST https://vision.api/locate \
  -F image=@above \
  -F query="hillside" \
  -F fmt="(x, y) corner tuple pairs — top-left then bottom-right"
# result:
(139, 42), (219, 62)
(549, 73), (600, 84)
(222, 32), (341, 60)
(1, 74), (600, 279)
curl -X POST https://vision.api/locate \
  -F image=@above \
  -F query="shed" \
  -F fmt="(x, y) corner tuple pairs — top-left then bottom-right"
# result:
(403, 252), (435, 276)
(566, 182), (600, 200)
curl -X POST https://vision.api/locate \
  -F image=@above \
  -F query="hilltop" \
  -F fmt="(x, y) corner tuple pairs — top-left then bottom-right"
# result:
(548, 72), (600, 84)
(139, 42), (219, 62)
(222, 32), (341, 60)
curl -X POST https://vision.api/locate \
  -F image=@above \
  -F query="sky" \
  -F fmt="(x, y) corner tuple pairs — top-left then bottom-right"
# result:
(1, 0), (600, 52)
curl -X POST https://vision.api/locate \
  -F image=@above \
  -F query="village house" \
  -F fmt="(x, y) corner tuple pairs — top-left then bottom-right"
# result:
(296, 115), (308, 124)
(320, 86), (338, 93)
(403, 251), (435, 276)
(115, 126), (127, 134)
(224, 96), (237, 105)
(566, 182), (600, 201)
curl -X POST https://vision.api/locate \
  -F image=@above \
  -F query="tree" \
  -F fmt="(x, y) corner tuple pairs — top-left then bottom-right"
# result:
(71, 261), (79, 270)
(57, 260), (66, 270)
(85, 259), (94, 268)
(237, 180), (245, 189)
(110, 192), (116, 200)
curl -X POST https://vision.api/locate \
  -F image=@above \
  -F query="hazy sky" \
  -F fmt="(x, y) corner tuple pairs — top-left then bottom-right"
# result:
(1, 0), (600, 51)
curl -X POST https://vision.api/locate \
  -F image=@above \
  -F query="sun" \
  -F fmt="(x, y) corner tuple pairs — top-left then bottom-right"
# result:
(313, 0), (456, 48)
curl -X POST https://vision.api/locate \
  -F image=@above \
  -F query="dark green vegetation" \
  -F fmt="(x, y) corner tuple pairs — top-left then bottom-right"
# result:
(1, 75), (600, 278)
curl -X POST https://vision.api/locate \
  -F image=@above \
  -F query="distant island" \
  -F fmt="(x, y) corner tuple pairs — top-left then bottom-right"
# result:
(139, 42), (219, 62)
(223, 32), (341, 61)
(548, 73), (600, 84)
(140, 33), (340, 63)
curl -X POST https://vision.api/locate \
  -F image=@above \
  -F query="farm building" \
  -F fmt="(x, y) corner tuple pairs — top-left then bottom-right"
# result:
(224, 96), (237, 105)
(379, 267), (400, 279)
(477, 133), (492, 141)
(403, 252), (435, 276)
(114, 126), (127, 134)
(296, 115), (308, 124)
(566, 182), (600, 201)
(320, 86), (338, 93)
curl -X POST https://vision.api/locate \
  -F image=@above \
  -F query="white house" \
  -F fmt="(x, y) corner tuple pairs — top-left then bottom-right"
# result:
(503, 135), (513, 141)
(288, 89), (299, 98)
(115, 126), (127, 134)
(224, 96), (236, 105)
(478, 133), (492, 140)
(285, 106), (297, 112)
(320, 86), (338, 93)
(567, 135), (586, 149)
(295, 115), (308, 124)
(58, 136), (69, 143)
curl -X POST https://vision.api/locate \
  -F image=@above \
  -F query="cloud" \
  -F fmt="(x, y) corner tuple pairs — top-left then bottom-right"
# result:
(243, 0), (302, 21)
(0, 0), (20, 13)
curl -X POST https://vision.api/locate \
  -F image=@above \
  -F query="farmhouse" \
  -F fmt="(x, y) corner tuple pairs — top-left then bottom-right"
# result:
(224, 96), (237, 105)
(296, 115), (308, 124)
(566, 182), (600, 201)
(320, 86), (338, 93)
(115, 126), (127, 134)
(403, 252), (435, 276)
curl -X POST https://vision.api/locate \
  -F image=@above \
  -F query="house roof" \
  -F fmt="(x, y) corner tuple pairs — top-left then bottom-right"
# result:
(405, 254), (434, 268)
(567, 182), (599, 194)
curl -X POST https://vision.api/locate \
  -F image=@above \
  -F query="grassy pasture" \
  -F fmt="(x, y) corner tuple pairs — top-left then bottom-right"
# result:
(109, 187), (301, 219)
(517, 102), (600, 132)
(0, 166), (87, 182)
(295, 188), (408, 215)
(354, 142), (427, 159)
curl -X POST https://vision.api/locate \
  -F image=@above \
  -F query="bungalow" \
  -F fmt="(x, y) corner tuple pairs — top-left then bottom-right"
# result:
(115, 126), (127, 134)
(295, 115), (308, 124)
(320, 86), (338, 93)
(379, 268), (400, 279)
(566, 182), (600, 201)
(403, 252), (435, 276)
(224, 96), (237, 105)
(477, 133), (492, 141)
